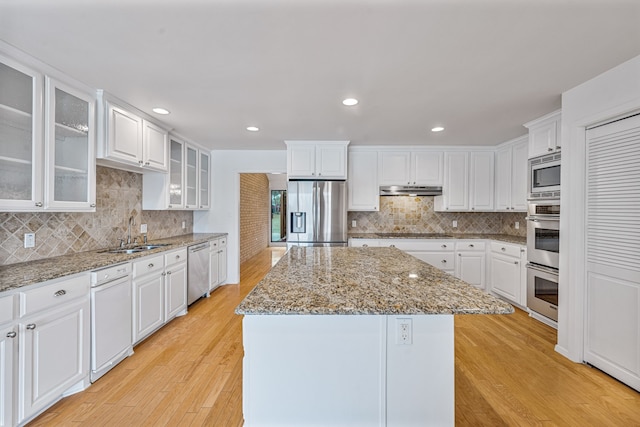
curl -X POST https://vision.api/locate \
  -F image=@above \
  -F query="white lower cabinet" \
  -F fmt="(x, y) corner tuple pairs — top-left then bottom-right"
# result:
(208, 237), (228, 292)
(0, 294), (15, 427)
(17, 274), (90, 425)
(164, 249), (188, 321)
(489, 242), (526, 306)
(133, 249), (188, 345)
(455, 241), (486, 289)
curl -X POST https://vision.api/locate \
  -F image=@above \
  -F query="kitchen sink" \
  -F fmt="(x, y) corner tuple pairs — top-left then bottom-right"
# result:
(101, 248), (145, 254)
(100, 243), (171, 255)
(133, 244), (171, 250)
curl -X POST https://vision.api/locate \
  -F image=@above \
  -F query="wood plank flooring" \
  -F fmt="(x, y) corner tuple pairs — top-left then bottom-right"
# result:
(30, 247), (640, 426)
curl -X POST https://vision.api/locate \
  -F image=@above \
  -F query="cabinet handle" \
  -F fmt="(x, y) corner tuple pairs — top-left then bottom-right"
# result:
(501, 247), (506, 251)
(389, 244), (396, 248)
(6, 331), (16, 338)
(458, 253), (461, 257)
(441, 244), (447, 248)
(148, 263), (154, 268)
(168, 205), (173, 208)
(167, 271), (172, 275)
(139, 160), (144, 165)
(441, 260), (447, 264)
(515, 261), (519, 265)
(362, 244), (368, 247)
(218, 250), (223, 254)
(468, 244), (474, 248)
(90, 203), (96, 208)
(186, 205), (190, 208)
(145, 161), (150, 166)
(547, 147), (553, 152)
(35, 202), (43, 207)
(26, 324), (36, 330)
(176, 255), (180, 260)
(54, 289), (66, 297)
(162, 272), (166, 276)
(520, 249), (525, 253)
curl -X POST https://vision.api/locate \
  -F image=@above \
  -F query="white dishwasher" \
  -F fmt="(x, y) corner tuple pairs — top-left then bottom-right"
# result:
(90, 262), (134, 382)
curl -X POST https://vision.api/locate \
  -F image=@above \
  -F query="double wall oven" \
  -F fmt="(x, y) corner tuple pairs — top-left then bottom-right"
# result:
(526, 153), (560, 322)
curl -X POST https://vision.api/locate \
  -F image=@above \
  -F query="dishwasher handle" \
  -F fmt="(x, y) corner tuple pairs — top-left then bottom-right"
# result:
(189, 243), (210, 253)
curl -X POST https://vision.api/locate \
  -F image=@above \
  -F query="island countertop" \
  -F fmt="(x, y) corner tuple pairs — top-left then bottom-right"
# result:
(235, 246), (513, 316)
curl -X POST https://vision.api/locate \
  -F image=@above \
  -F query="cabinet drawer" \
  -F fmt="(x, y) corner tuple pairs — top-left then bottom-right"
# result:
(133, 254), (164, 278)
(0, 294), (15, 324)
(90, 262), (131, 285)
(165, 248), (187, 267)
(20, 274), (89, 317)
(383, 240), (454, 251)
(455, 241), (486, 251)
(490, 241), (523, 258)
(408, 251), (456, 270)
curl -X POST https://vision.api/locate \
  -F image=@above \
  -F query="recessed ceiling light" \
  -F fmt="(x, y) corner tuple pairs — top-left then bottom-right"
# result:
(342, 98), (358, 106)
(431, 126), (445, 132)
(246, 126), (260, 132)
(152, 107), (170, 115)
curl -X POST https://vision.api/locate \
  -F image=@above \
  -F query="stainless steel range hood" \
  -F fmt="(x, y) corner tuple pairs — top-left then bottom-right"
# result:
(379, 185), (443, 196)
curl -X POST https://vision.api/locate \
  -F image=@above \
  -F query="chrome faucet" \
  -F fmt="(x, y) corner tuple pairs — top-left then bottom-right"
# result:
(127, 215), (135, 245)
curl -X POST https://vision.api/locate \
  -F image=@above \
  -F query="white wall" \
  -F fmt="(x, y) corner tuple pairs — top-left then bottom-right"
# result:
(559, 54), (640, 361)
(194, 150), (287, 284)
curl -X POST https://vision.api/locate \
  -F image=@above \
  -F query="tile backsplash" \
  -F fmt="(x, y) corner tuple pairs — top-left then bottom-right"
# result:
(348, 196), (526, 236)
(0, 166), (193, 266)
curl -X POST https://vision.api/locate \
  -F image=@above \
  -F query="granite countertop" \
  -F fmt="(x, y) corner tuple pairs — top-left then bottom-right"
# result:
(0, 233), (227, 293)
(235, 246), (514, 316)
(349, 232), (526, 245)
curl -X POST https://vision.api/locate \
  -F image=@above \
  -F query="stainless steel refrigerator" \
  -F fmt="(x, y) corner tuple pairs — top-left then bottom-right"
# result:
(287, 180), (348, 248)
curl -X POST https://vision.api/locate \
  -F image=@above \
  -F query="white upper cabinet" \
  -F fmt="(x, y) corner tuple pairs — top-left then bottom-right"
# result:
(378, 151), (443, 186)
(495, 136), (528, 211)
(97, 91), (169, 173)
(435, 151), (494, 212)
(348, 150), (379, 211)
(0, 56), (43, 211)
(44, 77), (96, 211)
(435, 152), (469, 211)
(143, 120), (169, 171)
(286, 141), (349, 179)
(0, 53), (96, 212)
(524, 110), (561, 158)
(142, 135), (210, 210)
(469, 151), (494, 211)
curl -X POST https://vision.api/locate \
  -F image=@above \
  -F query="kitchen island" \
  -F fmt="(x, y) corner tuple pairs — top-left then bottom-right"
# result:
(236, 246), (513, 426)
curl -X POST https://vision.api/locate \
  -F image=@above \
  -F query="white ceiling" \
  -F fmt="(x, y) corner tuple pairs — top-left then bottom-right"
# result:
(2, 0), (640, 150)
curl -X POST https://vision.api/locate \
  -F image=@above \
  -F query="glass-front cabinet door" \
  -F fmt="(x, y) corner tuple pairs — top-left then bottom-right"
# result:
(168, 137), (184, 208)
(0, 56), (43, 210)
(199, 151), (210, 209)
(44, 77), (95, 210)
(185, 145), (198, 209)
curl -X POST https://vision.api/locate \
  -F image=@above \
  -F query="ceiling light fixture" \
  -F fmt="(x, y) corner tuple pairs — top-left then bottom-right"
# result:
(342, 98), (358, 106)
(152, 107), (170, 115)
(246, 126), (260, 132)
(431, 126), (445, 132)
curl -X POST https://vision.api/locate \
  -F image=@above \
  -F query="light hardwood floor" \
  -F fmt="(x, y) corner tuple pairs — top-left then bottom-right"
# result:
(31, 247), (640, 426)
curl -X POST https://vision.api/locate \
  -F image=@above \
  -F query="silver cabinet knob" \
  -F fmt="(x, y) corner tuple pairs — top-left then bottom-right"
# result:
(501, 247), (506, 251)
(90, 203), (96, 208)
(441, 260), (447, 264)
(54, 289), (66, 297)
(6, 331), (16, 338)
(139, 160), (144, 164)
(26, 324), (36, 330)
(441, 244), (447, 248)
(162, 272), (166, 276)
(167, 271), (172, 275)
(362, 244), (368, 247)
(458, 253), (461, 257)
(176, 255), (180, 260)
(389, 244), (396, 248)
(35, 202), (43, 207)
(145, 161), (150, 166)
(148, 263), (154, 268)
(515, 261), (519, 265)
(547, 147), (553, 152)
(468, 244), (474, 248)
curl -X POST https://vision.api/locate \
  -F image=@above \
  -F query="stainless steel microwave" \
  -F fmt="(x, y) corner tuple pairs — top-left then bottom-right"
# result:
(528, 153), (561, 199)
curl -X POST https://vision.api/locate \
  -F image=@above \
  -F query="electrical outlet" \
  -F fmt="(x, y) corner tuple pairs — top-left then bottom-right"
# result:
(397, 318), (412, 345)
(181, 221), (186, 229)
(351, 220), (357, 228)
(24, 233), (35, 248)
(140, 223), (148, 233)
(452, 220), (458, 228)
(515, 221), (520, 230)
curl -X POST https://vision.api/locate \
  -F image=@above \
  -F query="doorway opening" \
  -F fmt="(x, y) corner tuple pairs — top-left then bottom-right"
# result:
(271, 190), (287, 243)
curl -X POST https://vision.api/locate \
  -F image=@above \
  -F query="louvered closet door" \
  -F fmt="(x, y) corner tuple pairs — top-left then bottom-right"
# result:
(585, 113), (640, 392)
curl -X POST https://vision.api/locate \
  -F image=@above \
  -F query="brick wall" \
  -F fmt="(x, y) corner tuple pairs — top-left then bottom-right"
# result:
(240, 173), (270, 264)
